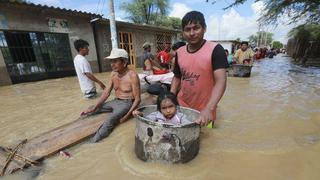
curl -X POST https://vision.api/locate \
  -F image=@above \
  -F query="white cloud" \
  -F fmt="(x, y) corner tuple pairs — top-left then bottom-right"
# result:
(205, 1), (294, 44)
(251, 1), (265, 16)
(169, 3), (192, 19)
(205, 8), (258, 42)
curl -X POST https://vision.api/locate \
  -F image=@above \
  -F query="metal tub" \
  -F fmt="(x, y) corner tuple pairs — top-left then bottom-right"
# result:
(232, 64), (253, 77)
(135, 105), (200, 163)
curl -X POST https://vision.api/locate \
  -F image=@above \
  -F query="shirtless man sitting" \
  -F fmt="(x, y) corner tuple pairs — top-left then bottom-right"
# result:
(81, 48), (141, 143)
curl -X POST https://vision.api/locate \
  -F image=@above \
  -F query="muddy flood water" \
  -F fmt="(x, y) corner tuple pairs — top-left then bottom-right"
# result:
(1, 55), (320, 180)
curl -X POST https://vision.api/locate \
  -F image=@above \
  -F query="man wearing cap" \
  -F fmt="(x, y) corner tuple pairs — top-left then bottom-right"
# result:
(142, 42), (165, 75)
(81, 48), (141, 143)
(233, 41), (255, 65)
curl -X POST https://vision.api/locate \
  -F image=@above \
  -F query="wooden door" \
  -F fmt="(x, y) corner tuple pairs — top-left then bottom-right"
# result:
(118, 32), (136, 69)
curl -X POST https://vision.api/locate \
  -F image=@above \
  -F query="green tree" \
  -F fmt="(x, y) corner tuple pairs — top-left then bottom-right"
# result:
(287, 24), (320, 59)
(248, 31), (273, 46)
(207, 0), (320, 25)
(157, 16), (181, 29)
(272, 41), (283, 49)
(121, 0), (170, 25)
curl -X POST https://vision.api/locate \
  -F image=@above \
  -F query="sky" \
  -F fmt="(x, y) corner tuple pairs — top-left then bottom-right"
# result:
(29, 0), (301, 44)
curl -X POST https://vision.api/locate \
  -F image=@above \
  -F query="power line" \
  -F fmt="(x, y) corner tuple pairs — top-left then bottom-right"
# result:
(95, 0), (101, 15)
(100, 0), (106, 16)
(224, 0), (242, 15)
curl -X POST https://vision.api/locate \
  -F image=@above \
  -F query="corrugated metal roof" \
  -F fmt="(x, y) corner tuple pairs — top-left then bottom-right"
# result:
(1, 0), (179, 33)
(115, 20), (180, 33)
(1, 0), (101, 18)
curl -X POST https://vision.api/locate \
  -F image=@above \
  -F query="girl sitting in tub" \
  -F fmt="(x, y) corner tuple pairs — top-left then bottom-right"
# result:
(133, 92), (190, 125)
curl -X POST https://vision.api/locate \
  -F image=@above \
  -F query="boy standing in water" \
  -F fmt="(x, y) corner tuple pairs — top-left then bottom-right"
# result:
(73, 39), (105, 98)
(81, 48), (141, 142)
(170, 11), (228, 126)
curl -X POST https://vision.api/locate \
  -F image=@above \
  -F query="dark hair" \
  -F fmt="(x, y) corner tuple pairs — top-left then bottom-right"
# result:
(241, 41), (249, 46)
(156, 91), (179, 111)
(74, 39), (89, 52)
(172, 41), (186, 51)
(182, 11), (206, 30)
(225, 49), (229, 53)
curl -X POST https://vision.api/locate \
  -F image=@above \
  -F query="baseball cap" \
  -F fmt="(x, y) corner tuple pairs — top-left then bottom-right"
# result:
(142, 42), (152, 48)
(105, 48), (128, 60)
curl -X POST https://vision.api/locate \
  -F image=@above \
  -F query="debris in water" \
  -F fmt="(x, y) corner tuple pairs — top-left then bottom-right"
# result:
(59, 150), (71, 158)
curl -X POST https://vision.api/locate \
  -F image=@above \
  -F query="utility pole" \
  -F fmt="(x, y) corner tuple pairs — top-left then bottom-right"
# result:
(264, 31), (268, 47)
(108, 0), (118, 48)
(257, 24), (261, 47)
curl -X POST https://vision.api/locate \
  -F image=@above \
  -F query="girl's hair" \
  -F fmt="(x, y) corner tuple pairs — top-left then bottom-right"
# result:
(156, 91), (179, 111)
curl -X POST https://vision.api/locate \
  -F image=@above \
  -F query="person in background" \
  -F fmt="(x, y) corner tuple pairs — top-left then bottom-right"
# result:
(141, 42), (154, 75)
(233, 41), (255, 65)
(73, 39), (105, 98)
(155, 42), (171, 75)
(225, 49), (233, 65)
(141, 42), (166, 75)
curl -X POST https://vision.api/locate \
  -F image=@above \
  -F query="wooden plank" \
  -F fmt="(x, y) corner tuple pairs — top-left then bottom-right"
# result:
(0, 114), (107, 175)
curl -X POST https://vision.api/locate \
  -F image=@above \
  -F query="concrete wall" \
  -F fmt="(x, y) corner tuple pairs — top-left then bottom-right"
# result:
(0, 4), (100, 86)
(95, 23), (112, 72)
(0, 49), (12, 86)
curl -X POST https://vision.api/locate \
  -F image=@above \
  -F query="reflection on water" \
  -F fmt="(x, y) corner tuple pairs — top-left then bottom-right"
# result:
(0, 55), (320, 180)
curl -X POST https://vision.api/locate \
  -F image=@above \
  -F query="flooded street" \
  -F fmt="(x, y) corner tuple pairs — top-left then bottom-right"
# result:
(1, 55), (320, 180)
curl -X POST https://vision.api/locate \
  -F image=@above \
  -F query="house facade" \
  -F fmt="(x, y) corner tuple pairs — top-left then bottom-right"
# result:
(0, 1), (179, 86)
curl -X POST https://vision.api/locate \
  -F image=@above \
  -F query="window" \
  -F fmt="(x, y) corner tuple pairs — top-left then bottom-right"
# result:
(4, 32), (36, 63)
(156, 34), (172, 52)
(0, 31), (74, 83)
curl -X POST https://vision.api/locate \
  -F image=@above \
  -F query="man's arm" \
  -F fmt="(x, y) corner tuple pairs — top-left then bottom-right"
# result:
(84, 72), (106, 90)
(170, 76), (181, 95)
(197, 69), (227, 125)
(120, 72), (141, 123)
(145, 58), (162, 71)
(81, 74), (113, 115)
(170, 58), (175, 72)
(170, 53), (181, 95)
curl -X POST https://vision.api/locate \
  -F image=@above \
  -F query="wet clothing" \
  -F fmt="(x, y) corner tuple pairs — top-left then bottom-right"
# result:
(234, 48), (254, 64)
(92, 98), (133, 142)
(74, 54), (96, 96)
(173, 41), (228, 120)
(146, 111), (190, 125)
